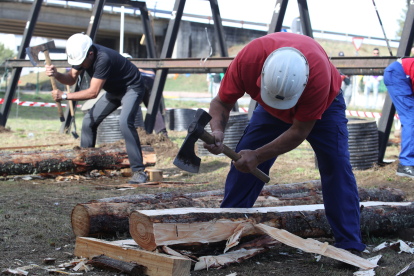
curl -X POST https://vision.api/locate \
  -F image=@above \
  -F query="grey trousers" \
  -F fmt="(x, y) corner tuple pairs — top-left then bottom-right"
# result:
(81, 86), (145, 172)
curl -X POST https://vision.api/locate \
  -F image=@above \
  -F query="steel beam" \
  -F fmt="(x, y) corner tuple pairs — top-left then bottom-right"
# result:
(138, 3), (157, 58)
(248, 0), (289, 119)
(0, 0), (43, 127)
(6, 57), (397, 73)
(297, 0), (313, 38)
(377, 2), (414, 163)
(268, 0), (289, 33)
(144, 0), (186, 134)
(209, 0), (238, 111)
(60, 0), (106, 134)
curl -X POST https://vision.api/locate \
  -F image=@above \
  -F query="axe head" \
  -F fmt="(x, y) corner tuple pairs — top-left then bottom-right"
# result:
(26, 41), (56, 66)
(173, 109), (212, 173)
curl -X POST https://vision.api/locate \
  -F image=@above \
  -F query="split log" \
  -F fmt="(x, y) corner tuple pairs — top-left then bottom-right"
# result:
(71, 183), (406, 237)
(129, 202), (414, 251)
(0, 145), (155, 176)
(86, 255), (145, 276)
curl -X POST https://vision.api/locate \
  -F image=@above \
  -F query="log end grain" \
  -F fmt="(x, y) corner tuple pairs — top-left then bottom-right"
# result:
(71, 204), (91, 237)
(129, 211), (157, 251)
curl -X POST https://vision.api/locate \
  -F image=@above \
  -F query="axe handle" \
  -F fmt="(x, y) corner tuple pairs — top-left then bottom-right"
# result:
(44, 50), (65, 122)
(200, 131), (270, 183)
(66, 85), (74, 116)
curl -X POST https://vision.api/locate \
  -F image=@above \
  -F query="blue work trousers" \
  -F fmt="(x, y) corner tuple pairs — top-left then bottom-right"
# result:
(384, 61), (414, 166)
(221, 93), (366, 251)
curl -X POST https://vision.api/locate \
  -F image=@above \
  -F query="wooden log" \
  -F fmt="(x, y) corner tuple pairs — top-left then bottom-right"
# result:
(86, 255), (145, 276)
(0, 145), (155, 176)
(74, 237), (191, 276)
(129, 202), (414, 251)
(71, 184), (406, 237)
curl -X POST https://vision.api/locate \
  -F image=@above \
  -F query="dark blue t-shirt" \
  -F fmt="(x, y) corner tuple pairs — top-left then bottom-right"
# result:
(73, 44), (142, 93)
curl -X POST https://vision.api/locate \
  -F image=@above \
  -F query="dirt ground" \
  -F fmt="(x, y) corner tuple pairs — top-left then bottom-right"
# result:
(1, 131), (414, 276)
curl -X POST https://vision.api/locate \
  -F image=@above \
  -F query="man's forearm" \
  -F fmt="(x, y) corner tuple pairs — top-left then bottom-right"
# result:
(255, 128), (306, 163)
(209, 96), (233, 132)
(66, 88), (99, 101)
(54, 71), (77, 86)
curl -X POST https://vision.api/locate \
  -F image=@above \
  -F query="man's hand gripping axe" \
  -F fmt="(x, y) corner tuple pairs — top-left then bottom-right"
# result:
(173, 109), (270, 183)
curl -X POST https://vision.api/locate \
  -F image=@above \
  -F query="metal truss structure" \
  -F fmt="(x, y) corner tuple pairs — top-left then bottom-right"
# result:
(2, 0), (414, 164)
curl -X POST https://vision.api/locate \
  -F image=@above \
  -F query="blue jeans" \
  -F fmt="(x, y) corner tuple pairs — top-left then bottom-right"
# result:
(221, 93), (366, 251)
(384, 61), (414, 166)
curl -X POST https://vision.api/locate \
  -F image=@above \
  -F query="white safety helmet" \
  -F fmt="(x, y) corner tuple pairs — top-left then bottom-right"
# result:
(260, 47), (309, 110)
(66, 33), (93, 65)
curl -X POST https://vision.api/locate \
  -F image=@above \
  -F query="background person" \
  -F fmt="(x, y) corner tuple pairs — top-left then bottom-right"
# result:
(204, 32), (366, 260)
(46, 33), (148, 184)
(384, 57), (414, 178)
(363, 48), (382, 109)
(338, 51), (352, 106)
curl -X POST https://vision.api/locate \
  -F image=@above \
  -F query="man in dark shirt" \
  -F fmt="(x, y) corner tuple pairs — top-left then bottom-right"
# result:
(46, 33), (148, 184)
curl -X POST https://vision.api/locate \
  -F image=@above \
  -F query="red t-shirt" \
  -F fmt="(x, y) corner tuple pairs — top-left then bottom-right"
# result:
(401, 58), (414, 89)
(219, 32), (342, 124)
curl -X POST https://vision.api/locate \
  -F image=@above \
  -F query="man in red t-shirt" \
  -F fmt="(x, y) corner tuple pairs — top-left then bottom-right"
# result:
(204, 32), (365, 256)
(384, 58), (414, 177)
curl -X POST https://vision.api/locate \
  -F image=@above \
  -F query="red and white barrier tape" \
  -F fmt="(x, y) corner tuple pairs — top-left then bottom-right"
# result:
(0, 98), (82, 108)
(0, 98), (400, 120)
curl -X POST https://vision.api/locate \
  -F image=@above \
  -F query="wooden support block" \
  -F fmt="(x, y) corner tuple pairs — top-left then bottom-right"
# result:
(74, 237), (190, 276)
(121, 168), (132, 177)
(146, 168), (163, 182)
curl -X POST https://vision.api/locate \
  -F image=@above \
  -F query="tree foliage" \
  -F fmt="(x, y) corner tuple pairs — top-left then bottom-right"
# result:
(396, 0), (410, 39)
(0, 42), (15, 64)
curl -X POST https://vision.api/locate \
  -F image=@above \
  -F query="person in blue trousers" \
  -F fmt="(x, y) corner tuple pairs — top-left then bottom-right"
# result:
(384, 58), (414, 177)
(203, 33), (366, 261)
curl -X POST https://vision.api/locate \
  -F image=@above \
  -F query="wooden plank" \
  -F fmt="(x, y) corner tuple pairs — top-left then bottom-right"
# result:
(74, 237), (190, 276)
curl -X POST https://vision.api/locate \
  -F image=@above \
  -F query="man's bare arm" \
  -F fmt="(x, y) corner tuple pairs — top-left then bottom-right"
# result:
(46, 65), (81, 86)
(66, 77), (106, 100)
(203, 95), (235, 154)
(52, 77), (106, 102)
(233, 118), (316, 173)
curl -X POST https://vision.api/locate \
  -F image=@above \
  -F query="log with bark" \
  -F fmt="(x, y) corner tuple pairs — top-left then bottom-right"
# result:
(129, 202), (414, 251)
(0, 145), (156, 176)
(71, 181), (406, 237)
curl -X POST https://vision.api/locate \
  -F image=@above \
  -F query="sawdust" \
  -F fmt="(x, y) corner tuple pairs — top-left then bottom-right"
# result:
(137, 127), (179, 160)
(0, 126), (12, 133)
(98, 128), (178, 160)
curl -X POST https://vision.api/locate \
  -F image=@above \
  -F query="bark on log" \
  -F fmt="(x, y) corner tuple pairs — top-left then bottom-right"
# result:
(71, 182), (406, 237)
(86, 255), (145, 276)
(0, 145), (155, 176)
(129, 202), (414, 251)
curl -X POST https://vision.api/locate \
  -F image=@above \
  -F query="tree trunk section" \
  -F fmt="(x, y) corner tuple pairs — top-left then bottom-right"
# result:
(0, 145), (155, 176)
(71, 183), (406, 237)
(129, 202), (414, 251)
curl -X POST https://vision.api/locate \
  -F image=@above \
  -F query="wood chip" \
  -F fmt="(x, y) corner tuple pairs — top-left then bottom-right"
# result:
(224, 225), (245, 253)
(256, 224), (376, 270)
(43, 258), (56, 264)
(1, 269), (28, 276)
(396, 259), (414, 276)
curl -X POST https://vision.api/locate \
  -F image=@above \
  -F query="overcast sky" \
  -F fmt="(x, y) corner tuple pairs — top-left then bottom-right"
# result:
(142, 0), (406, 41)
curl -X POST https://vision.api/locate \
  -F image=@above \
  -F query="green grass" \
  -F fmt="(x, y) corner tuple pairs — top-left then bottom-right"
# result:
(164, 73), (209, 92)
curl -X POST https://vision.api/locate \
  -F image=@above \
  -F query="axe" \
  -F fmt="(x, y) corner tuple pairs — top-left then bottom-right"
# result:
(26, 41), (65, 122)
(173, 109), (270, 183)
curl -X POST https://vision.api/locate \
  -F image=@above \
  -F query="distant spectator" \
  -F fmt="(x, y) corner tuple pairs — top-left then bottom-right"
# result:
(207, 73), (224, 98)
(338, 51), (352, 105)
(363, 48), (382, 109)
(411, 46), (414, 57)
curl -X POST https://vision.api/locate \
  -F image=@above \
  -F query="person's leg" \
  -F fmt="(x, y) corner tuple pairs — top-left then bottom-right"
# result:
(81, 92), (120, 148)
(220, 105), (290, 208)
(384, 61), (414, 167)
(307, 92), (365, 252)
(120, 86), (146, 172)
